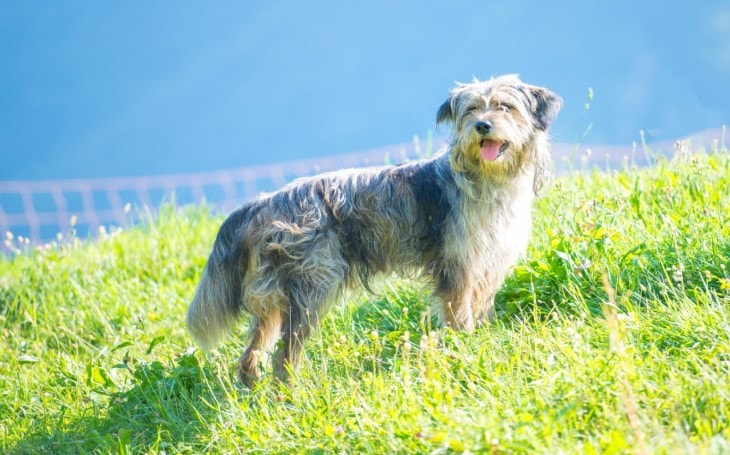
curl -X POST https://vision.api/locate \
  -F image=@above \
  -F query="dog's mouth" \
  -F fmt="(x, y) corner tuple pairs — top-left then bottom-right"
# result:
(480, 138), (509, 161)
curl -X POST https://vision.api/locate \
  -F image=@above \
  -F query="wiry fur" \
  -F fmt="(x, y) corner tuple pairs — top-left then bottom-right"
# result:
(187, 74), (562, 387)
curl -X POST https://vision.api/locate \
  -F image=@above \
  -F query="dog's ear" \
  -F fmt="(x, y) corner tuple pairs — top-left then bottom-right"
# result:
(436, 94), (457, 125)
(530, 86), (562, 131)
(533, 145), (553, 196)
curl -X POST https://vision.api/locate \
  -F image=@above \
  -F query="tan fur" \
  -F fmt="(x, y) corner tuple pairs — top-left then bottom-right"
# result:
(187, 74), (562, 387)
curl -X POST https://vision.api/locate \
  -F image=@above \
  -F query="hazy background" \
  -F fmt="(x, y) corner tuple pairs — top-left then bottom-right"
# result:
(2, 1), (729, 181)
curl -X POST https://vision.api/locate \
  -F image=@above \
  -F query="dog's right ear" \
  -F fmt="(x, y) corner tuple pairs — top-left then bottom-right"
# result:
(436, 95), (455, 125)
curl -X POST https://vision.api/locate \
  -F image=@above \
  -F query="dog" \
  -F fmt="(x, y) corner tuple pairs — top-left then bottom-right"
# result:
(187, 74), (562, 387)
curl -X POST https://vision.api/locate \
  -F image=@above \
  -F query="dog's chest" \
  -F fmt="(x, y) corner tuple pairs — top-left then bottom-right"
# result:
(452, 183), (534, 273)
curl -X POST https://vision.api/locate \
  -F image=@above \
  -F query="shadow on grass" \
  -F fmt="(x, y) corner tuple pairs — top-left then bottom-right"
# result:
(8, 351), (225, 454)
(351, 282), (435, 333)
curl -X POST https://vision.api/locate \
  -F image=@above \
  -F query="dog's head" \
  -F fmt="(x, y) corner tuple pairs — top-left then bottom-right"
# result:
(436, 74), (562, 194)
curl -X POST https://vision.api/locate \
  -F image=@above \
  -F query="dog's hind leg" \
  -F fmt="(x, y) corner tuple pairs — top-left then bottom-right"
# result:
(237, 308), (282, 389)
(272, 276), (345, 385)
(270, 230), (348, 385)
(272, 305), (317, 386)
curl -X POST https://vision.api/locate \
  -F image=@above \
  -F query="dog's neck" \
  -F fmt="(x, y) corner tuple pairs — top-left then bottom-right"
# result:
(447, 155), (535, 203)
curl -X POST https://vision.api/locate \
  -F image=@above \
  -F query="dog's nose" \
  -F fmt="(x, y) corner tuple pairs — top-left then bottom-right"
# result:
(474, 121), (492, 135)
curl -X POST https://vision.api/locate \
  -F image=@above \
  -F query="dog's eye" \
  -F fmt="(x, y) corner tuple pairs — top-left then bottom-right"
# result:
(496, 104), (511, 112)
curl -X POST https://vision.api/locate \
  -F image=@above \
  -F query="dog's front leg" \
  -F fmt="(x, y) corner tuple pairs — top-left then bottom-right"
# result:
(473, 292), (496, 324)
(433, 267), (476, 331)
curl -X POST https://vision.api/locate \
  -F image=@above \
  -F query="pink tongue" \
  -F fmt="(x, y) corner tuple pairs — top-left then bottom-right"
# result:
(480, 139), (502, 161)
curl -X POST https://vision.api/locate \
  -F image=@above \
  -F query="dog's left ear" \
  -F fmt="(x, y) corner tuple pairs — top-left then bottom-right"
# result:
(527, 85), (561, 195)
(529, 86), (563, 131)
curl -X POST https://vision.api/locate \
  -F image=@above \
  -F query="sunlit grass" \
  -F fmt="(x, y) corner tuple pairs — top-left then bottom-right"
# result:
(1, 147), (729, 454)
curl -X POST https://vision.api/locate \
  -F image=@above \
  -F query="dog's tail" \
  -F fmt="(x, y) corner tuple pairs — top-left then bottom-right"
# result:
(187, 207), (250, 351)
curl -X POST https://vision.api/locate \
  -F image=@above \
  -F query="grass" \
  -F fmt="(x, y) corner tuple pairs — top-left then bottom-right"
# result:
(1, 144), (729, 454)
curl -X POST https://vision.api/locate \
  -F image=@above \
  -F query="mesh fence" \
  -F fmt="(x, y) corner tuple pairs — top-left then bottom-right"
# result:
(1, 128), (723, 252)
(0, 139), (444, 249)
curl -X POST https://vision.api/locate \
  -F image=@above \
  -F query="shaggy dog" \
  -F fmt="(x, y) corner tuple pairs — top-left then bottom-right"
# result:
(187, 74), (562, 387)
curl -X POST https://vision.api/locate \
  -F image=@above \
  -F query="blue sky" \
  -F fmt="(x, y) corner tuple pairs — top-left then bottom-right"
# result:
(1, 1), (728, 180)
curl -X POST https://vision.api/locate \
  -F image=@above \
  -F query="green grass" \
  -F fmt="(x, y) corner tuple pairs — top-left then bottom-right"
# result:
(1, 147), (729, 454)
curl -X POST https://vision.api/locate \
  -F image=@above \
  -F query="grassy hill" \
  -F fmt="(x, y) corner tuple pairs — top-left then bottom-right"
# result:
(1, 147), (729, 454)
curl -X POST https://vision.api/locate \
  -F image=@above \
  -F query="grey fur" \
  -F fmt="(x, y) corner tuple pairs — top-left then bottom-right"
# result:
(187, 74), (562, 387)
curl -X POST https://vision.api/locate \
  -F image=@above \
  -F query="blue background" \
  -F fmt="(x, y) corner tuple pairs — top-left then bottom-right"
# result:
(2, 1), (728, 180)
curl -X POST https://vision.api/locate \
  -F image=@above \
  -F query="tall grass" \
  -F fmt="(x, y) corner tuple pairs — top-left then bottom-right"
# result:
(1, 145), (729, 454)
